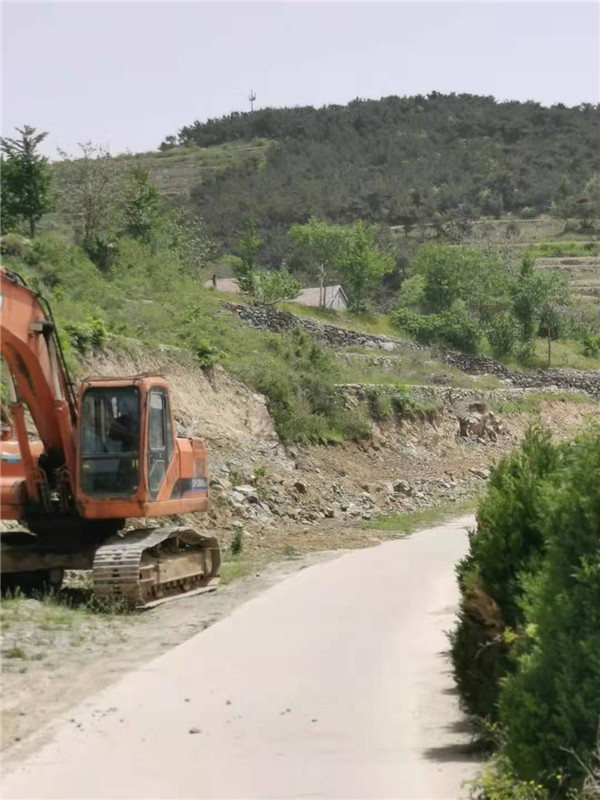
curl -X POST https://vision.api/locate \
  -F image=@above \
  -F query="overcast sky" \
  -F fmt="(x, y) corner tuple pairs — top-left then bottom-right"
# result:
(2, 1), (599, 157)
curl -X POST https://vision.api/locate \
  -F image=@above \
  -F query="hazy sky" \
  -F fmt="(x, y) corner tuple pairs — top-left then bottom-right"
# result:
(2, 1), (599, 157)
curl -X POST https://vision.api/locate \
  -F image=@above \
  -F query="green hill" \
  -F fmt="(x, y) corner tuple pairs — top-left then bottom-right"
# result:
(155, 93), (599, 255)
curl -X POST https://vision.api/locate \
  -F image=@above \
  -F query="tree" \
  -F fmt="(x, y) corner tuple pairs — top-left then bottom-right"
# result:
(54, 143), (126, 257)
(0, 125), (52, 237)
(233, 218), (262, 292)
(1, 158), (19, 233)
(513, 255), (570, 365)
(288, 218), (345, 305)
(337, 221), (394, 312)
(159, 209), (217, 274)
(123, 164), (161, 242)
(252, 270), (301, 305)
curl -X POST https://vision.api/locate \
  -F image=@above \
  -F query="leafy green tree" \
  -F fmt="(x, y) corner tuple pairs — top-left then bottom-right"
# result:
(233, 218), (262, 292)
(487, 312), (517, 358)
(160, 209), (217, 274)
(410, 244), (512, 322)
(513, 255), (570, 365)
(123, 164), (161, 242)
(54, 143), (125, 256)
(1, 158), (19, 232)
(288, 217), (345, 304)
(0, 125), (52, 237)
(252, 270), (301, 305)
(337, 220), (394, 312)
(513, 256), (539, 341)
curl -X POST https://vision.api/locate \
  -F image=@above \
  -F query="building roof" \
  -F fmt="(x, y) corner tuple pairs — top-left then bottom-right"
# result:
(204, 277), (241, 293)
(294, 285), (347, 308)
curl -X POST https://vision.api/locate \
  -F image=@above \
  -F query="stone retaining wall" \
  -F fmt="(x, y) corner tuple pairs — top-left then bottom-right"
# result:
(224, 302), (600, 397)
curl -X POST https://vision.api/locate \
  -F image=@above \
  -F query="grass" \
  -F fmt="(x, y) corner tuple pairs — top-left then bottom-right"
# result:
(336, 347), (502, 389)
(278, 301), (399, 337)
(0, 588), (130, 666)
(362, 496), (478, 533)
(495, 391), (592, 415)
(220, 556), (255, 585)
(493, 338), (600, 372)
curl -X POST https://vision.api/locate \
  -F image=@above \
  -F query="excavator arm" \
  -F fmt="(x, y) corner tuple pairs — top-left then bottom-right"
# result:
(0, 267), (77, 509)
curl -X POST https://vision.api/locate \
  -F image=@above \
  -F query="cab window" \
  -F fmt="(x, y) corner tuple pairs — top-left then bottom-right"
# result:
(147, 390), (173, 498)
(80, 387), (140, 496)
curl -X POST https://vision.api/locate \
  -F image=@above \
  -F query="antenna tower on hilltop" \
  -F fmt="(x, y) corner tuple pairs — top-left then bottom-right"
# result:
(248, 89), (257, 112)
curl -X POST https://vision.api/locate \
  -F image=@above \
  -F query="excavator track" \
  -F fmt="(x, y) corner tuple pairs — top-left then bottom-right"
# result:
(92, 526), (221, 609)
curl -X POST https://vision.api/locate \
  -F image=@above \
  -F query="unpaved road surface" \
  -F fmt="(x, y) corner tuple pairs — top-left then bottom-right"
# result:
(3, 516), (479, 800)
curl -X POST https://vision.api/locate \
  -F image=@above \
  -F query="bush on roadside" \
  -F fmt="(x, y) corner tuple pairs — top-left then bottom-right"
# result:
(499, 427), (600, 786)
(453, 425), (600, 794)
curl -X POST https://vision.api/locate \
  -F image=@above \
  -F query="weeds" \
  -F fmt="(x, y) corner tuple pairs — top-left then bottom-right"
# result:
(230, 526), (244, 556)
(363, 496), (477, 533)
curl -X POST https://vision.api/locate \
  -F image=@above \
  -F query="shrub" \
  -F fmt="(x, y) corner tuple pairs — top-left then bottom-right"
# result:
(0, 232), (32, 257)
(390, 303), (482, 353)
(500, 427), (600, 787)
(582, 329), (600, 358)
(470, 756), (549, 799)
(391, 389), (436, 421)
(192, 339), (222, 370)
(487, 313), (517, 359)
(452, 427), (560, 719)
(230, 526), (243, 556)
(365, 387), (393, 420)
(63, 317), (107, 354)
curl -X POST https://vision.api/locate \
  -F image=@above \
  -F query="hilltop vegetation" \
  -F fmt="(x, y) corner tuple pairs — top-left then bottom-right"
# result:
(160, 93), (600, 253)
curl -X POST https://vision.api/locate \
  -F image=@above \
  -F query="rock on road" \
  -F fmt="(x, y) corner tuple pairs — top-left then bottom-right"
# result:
(3, 515), (480, 800)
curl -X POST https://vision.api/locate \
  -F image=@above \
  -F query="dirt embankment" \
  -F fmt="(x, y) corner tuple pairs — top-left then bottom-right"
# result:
(2, 339), (598, 755)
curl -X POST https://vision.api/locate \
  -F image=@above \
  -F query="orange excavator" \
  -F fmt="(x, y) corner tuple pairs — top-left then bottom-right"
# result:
(0, 267), (220, 607)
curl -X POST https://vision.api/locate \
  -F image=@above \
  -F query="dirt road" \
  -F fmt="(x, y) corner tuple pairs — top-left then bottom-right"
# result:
(3, 516), (479, 800)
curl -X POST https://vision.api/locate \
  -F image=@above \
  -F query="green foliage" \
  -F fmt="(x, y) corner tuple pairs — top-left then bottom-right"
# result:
(487, 313), (517, 358)
(391, 302), (482, 353)
(54, 143), (126, 251)
(192, 339), (222, 369)
(365, 387), (393, 420)
(0, 232), (32, 257)
(453, 426), (600, 793)
(234, 218), (262, 292)
(252, 270), (301, 306)
(230, 526), (243, 556)
(157, 209), (216, 275)
(390, 389), (436, 420)
(526, 241), (600, 259)
(337, 221), (394, 312)
(63, 317), (107, 354)
(499, 428), (600, 786)
(178, 95), (600, 248)
(1, 125), (52, 237)
(470, 756), (549, 800)
(582, 329), (600, 358)
(410, 244), (513, 322)
(288, 217), (345, 296)
(122, 164), (161, 243)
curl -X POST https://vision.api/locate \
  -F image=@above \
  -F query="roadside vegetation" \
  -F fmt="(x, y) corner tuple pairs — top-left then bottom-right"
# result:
(451, 425), (600, 797)
(363, 496), (477, 534)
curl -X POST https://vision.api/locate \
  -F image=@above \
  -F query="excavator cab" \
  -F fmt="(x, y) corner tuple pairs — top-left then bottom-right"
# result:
(75, 375), (209, 521)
